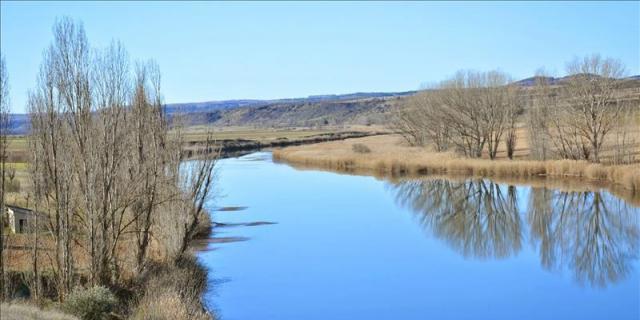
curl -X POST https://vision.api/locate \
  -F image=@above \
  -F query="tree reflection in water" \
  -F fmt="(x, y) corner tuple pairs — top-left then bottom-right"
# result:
(391, 178), (640, 287)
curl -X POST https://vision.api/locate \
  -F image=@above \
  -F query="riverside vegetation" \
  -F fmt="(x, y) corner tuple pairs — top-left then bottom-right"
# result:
(274, 56), (640, 196)
(0, 18), (218, 319)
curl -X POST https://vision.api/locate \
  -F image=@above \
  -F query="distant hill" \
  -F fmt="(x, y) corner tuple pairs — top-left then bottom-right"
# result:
(163, 91), (416, 115)
(512, 74), (640, 87)
(8, 75), (639, 134)
(7, 114), (30, 135)
(171, 96), (405, 128)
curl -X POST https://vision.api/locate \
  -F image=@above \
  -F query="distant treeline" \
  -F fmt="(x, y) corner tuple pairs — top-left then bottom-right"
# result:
(393, 55), (639, 164)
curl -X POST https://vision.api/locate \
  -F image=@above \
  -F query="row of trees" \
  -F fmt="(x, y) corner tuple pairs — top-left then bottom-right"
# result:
(395, 70), (522, 159)
(1, 18), (218, 302)
(394, 55), (637, 163)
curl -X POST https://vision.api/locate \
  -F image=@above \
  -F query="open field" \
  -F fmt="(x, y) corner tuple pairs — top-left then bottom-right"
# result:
(273, 134), (640, 196)
(179, 125), (387, 158)
(178, 125), (386, 143)
(1, 303), (78, 320)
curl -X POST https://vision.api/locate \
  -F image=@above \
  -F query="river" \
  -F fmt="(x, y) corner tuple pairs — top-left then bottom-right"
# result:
(198, 152), (640, 320)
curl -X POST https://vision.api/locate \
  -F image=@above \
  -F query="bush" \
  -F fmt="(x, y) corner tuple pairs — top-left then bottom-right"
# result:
(62, 286), (117, 320)
(352, 143), (371, 154)
(133, 255), (213, 320)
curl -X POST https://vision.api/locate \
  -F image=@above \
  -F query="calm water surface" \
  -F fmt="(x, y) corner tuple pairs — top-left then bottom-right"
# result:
(198, 152), (640, 320)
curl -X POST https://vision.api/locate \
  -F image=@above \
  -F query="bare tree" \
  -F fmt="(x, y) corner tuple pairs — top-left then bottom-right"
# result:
(27, 18), (220, 302)
(393, 89), (450, 150)
(529, 73), (590, 160)
(563, 55), (627, 163)
(396, 70), (520, 159)
(529, 55), (632, 163)
(0, 53), (10, 300)
(611, 105), (638, 164)
(526, 70), (555, 160)
(29, 43), (76, 299)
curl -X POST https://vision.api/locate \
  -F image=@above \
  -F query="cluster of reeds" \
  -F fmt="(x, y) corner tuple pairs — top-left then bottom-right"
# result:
(273, 136), (640, 194)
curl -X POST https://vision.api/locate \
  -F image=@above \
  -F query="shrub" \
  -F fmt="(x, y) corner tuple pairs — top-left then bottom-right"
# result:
(133, 255), (213, 320)
(352, 143), (371, 154)
(62, 286), (117, 320)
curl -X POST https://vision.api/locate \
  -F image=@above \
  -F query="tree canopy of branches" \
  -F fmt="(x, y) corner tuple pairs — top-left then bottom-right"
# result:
(394, 70), (522, 159)
(395, 55), (636, 163)
(26, 17), (217, 301)
(528, 55), (635, 163)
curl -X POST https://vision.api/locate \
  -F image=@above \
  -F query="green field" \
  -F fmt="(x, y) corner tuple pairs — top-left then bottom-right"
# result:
(7, 136), (27, 152)
(177, 126), (376, 143)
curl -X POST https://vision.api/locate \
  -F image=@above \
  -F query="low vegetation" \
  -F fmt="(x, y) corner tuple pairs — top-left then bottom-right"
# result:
(275, 55), (640, 199)
(1, 302), (79, 320)
(62, 286), (117, 320)
(352, 143), (371, 154)
(273, 135), (640, 195)
(132, 256), (211, 320)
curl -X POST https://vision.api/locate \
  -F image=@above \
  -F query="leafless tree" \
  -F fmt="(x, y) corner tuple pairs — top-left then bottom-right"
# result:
(0, 53), (10, 300)
(529, 56), (632, 163)
(393, 89), (450, 150)
(29, 41), (76, 299)
(27, 18), (219, 301)
(562, 55), (627, 163)
(526, 71), (555, 160)
(528, 73), (591, 160)
(395, 70), (521, 159)
(611, 105), (638, 164)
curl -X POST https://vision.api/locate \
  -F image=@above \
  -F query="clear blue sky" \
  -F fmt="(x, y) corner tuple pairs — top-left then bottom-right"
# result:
(1, 1), (639, 113)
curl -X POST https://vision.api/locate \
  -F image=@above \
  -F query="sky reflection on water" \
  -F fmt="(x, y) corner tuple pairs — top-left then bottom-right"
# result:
(390, 178), (639, 287)
(200, 152), (639, 320)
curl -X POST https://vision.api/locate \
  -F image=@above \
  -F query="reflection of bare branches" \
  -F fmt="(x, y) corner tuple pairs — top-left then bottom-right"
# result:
(392, 178), (639, 287)
(392, 179), (522, 259)
(528, 188), (639, 287)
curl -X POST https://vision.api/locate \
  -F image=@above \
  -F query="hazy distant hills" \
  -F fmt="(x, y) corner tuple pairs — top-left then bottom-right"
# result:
(7, 114), (30, 135)
(163, 91), (417, 115)
(165, 91), (417, 128)
(170, 95), (405, 128)
(512, 74), (640, 87)
(8, 76), (639, 134)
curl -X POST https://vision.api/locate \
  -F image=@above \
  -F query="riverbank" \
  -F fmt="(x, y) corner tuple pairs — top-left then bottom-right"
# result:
(183, 129), (387, 158)
(2, 211), (214, 319)
(273, 135), (640, 196)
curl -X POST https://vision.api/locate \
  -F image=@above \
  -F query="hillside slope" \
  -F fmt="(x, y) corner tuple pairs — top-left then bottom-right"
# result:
(173, 96), (404, 128)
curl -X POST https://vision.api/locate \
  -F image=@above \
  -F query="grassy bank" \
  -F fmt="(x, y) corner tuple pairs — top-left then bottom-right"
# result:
(1, 212), (214, 319)
(273, 135), (640, 196)
(181, 126), (387, 158)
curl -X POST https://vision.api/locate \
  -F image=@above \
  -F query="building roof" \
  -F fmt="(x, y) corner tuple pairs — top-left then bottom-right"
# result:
(6, 204), (35, 216)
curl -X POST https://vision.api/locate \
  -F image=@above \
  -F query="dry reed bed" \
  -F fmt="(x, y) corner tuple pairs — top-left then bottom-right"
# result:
(272, 135), (640, 196)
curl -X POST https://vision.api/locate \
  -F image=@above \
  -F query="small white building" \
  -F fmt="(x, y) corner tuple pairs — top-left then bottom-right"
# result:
(6, 205), (36, 233)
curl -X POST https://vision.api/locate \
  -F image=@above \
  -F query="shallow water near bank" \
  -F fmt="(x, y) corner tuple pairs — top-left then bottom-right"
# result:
(198, 152), (640, 320)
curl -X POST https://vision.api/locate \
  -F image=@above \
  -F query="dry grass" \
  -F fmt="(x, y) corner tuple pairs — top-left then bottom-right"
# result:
(273, 135), (640, 196)
(177, 125), (386, 144)
(0, 302), (78, 320)
(132, 256), (213, 320)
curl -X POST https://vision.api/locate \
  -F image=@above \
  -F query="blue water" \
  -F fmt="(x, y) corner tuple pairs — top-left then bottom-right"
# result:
(199, 152), (640, 320)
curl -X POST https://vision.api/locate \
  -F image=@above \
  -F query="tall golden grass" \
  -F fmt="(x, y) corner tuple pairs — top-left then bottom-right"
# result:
(272, 135), (640, 195)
